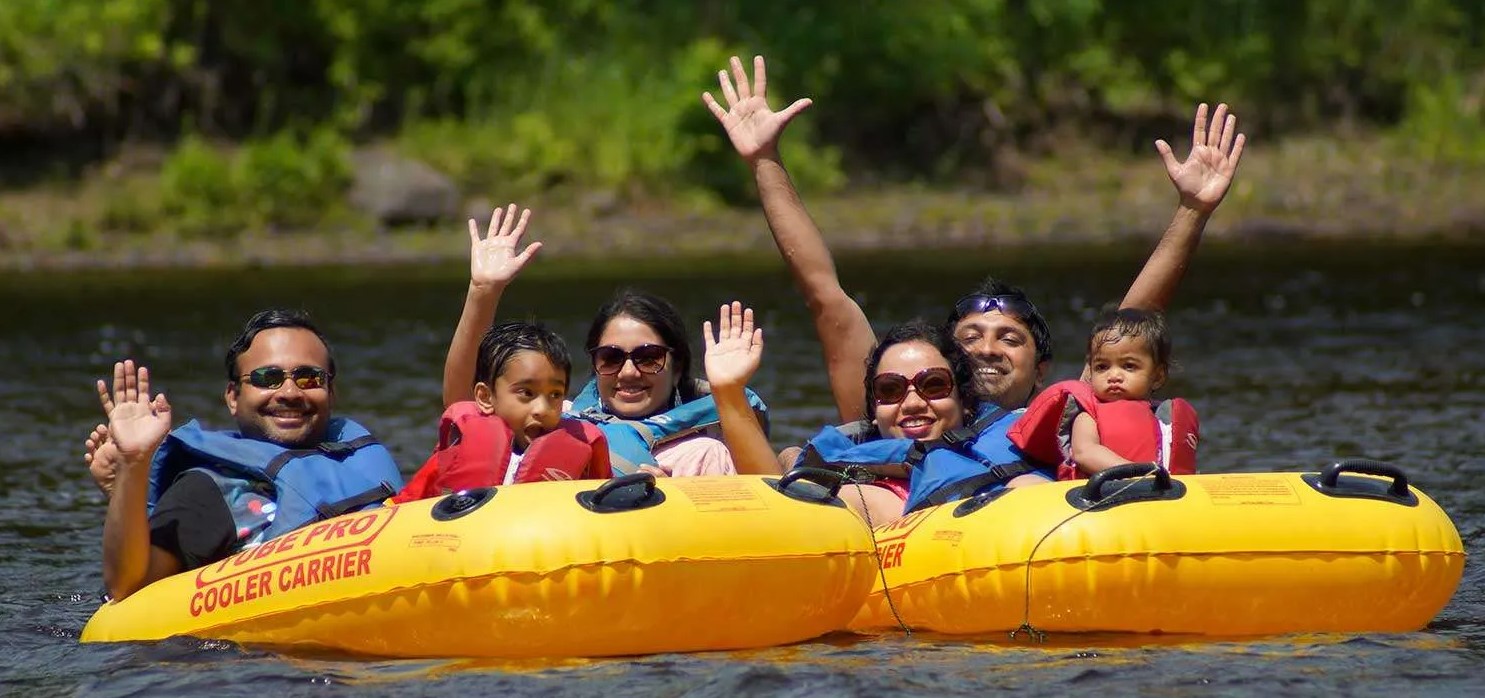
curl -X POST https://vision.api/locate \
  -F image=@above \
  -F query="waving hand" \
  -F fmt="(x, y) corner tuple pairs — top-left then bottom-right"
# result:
(703, 56), (814, 163)
(1156, 103), (1247, 214)
(469, 204), (541, 290)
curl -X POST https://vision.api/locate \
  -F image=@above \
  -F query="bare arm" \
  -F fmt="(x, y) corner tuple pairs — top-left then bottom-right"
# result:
(441, 205), (540, 407)
(1069, 412), (1129, 476)
(703, 302), (783, 475)
(103, 448), (181, 600)
(443, 283), (506, 406)
(704, 55), (875, 422)
(752, 157), (876, 421)
(100, 361), (181, 600)
(1121, 103), (1247, 311)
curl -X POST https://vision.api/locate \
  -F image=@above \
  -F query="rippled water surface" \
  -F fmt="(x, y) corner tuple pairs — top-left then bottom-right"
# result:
(2, 241), (1482, 695)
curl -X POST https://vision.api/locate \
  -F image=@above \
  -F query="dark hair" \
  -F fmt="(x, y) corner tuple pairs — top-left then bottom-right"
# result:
(862, 318), (979, 421)
(946, 276), (1054, 365)
(476, 321), (573, 387)
(1087, 307), (1171, 368)
(584, 289), (699, 403)
(224, 309), (336, 381)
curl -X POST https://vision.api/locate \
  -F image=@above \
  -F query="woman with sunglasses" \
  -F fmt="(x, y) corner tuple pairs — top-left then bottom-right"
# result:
(565, 289), (771, 476)
(442, 206), (772, 477)
(790, 320), (1055, 523)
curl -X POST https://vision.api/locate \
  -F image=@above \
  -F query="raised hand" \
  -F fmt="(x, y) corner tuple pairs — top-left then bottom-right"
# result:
(1156, 103), (1247, 214)
(702, 55), (813, 163)
(469, 204), (541, 289)
(84, 423), (121, 496)
(105, 360), (172, 463)
(703, 301), (764, 390)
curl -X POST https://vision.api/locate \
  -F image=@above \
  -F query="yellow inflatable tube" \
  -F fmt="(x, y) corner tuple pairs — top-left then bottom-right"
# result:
(83, 474), (876, 657)
(852, 463), (1465, 636)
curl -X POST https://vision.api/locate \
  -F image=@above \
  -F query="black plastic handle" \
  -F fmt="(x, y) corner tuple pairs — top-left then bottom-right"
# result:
(591, 472), (656, 507)
(777, 467), (846, 499)
(1320, 459), (1409, 497)
(1080, 462), (1170, 503)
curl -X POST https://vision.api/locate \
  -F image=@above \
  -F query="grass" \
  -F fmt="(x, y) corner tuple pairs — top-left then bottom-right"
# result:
(2, 130), (1483, 271)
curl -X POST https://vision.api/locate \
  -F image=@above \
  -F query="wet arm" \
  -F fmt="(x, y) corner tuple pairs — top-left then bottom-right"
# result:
(442, 283), (505, 407)
(1119, 205), (1210, 311)
(102, 451), (180, 601)
(714, 385), (783, 475)
(752, 156), (876, 422)
(1069, 412), (1130, 476)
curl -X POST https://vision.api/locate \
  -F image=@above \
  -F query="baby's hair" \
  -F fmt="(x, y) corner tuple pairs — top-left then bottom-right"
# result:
(476, 321), (572, 388)
(1087, 307), (1171, 369)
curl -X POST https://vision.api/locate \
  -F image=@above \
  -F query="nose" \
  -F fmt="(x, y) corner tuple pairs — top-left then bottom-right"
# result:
(530, 396), (555, 419)
(899, 386), (930, 412)
(274, 379), (307, 400)
(616, 357), (642, 379)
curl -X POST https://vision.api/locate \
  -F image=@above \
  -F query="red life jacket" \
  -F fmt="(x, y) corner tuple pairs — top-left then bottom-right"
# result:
(393, 402), (612, 503)
(1007, 379), (1199, 481)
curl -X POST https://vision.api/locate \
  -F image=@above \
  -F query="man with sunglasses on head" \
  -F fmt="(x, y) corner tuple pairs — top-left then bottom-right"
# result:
(706, 56), (1244, 508)
(93, 310), (402, 602)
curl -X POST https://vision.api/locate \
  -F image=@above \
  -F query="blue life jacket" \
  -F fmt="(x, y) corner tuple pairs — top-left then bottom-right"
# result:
(567, 379), (769, 474)
(148, 418), (404, 546)
(794, 406), (1051, 513)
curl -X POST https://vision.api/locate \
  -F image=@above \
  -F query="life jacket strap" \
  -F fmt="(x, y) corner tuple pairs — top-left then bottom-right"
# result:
(265, 435), (381, 479)
(315, 481), (397, 521)
(904, 406), (1007, 466)
(905, 461), (1039, 513)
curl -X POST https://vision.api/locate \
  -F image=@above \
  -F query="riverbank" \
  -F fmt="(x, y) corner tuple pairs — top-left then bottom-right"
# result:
(3, 133), (1482, 272)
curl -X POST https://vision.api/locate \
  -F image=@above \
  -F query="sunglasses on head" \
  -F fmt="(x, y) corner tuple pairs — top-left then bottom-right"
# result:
(953, 293), (1038, 321)
(589, 344), (672, 376)
(872, 367), (956, 405)
(237, 365), (333, 390)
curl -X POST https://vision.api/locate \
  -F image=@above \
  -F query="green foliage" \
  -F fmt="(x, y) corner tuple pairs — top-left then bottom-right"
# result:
(3, 0), (1485, 209)
(158, 130), (351, 237)
(236, 129), (352, 229)
(160, 136), (240, 238)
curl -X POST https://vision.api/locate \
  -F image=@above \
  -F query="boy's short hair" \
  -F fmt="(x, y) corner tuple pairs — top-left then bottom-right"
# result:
(476, 321), (572, 387)
(1087, 307), (1170, 368)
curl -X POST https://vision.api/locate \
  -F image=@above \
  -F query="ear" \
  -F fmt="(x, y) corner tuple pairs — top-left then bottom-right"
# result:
(1152, 366), (1169, 392)
(224, 382), (239, 416)
(473, 382), (497, 415)
(1034, 359), (1050, 388)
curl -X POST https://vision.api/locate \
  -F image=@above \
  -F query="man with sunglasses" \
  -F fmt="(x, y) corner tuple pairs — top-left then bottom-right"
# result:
(707, 56), (1244, 510)
(706, 55), (1244, 420)
(95, 310), (402, 602)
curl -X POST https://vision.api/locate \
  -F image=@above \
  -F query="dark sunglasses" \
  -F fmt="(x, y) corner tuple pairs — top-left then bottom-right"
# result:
(953, 293), (1038, 321)
(872, 367), (955, 405)
(237, 365), (333, 390)
(589, 344), (672, 376)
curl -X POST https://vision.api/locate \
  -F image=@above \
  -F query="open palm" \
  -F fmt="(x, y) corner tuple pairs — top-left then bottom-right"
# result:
(104, 360), (172, 461)
(469, 204), (541, 288)
(703, 301), (764, 389)
(703, 55), (813, 162)
(1157, 103), (1247, 213)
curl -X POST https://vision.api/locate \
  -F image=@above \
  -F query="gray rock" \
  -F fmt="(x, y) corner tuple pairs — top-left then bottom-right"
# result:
(348, 149), (460, 226)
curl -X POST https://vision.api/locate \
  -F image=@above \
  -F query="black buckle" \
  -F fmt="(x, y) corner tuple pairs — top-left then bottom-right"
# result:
(317, 441), (354, 458)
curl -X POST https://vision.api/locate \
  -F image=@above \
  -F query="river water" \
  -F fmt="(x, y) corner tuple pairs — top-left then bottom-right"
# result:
(1, 240), (1481, 695)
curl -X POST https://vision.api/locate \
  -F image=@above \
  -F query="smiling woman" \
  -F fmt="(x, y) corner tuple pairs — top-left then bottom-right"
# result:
(566, 288), (773, 477)
(438, 204), (775, 480)
(789, 320), (1057, 524)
